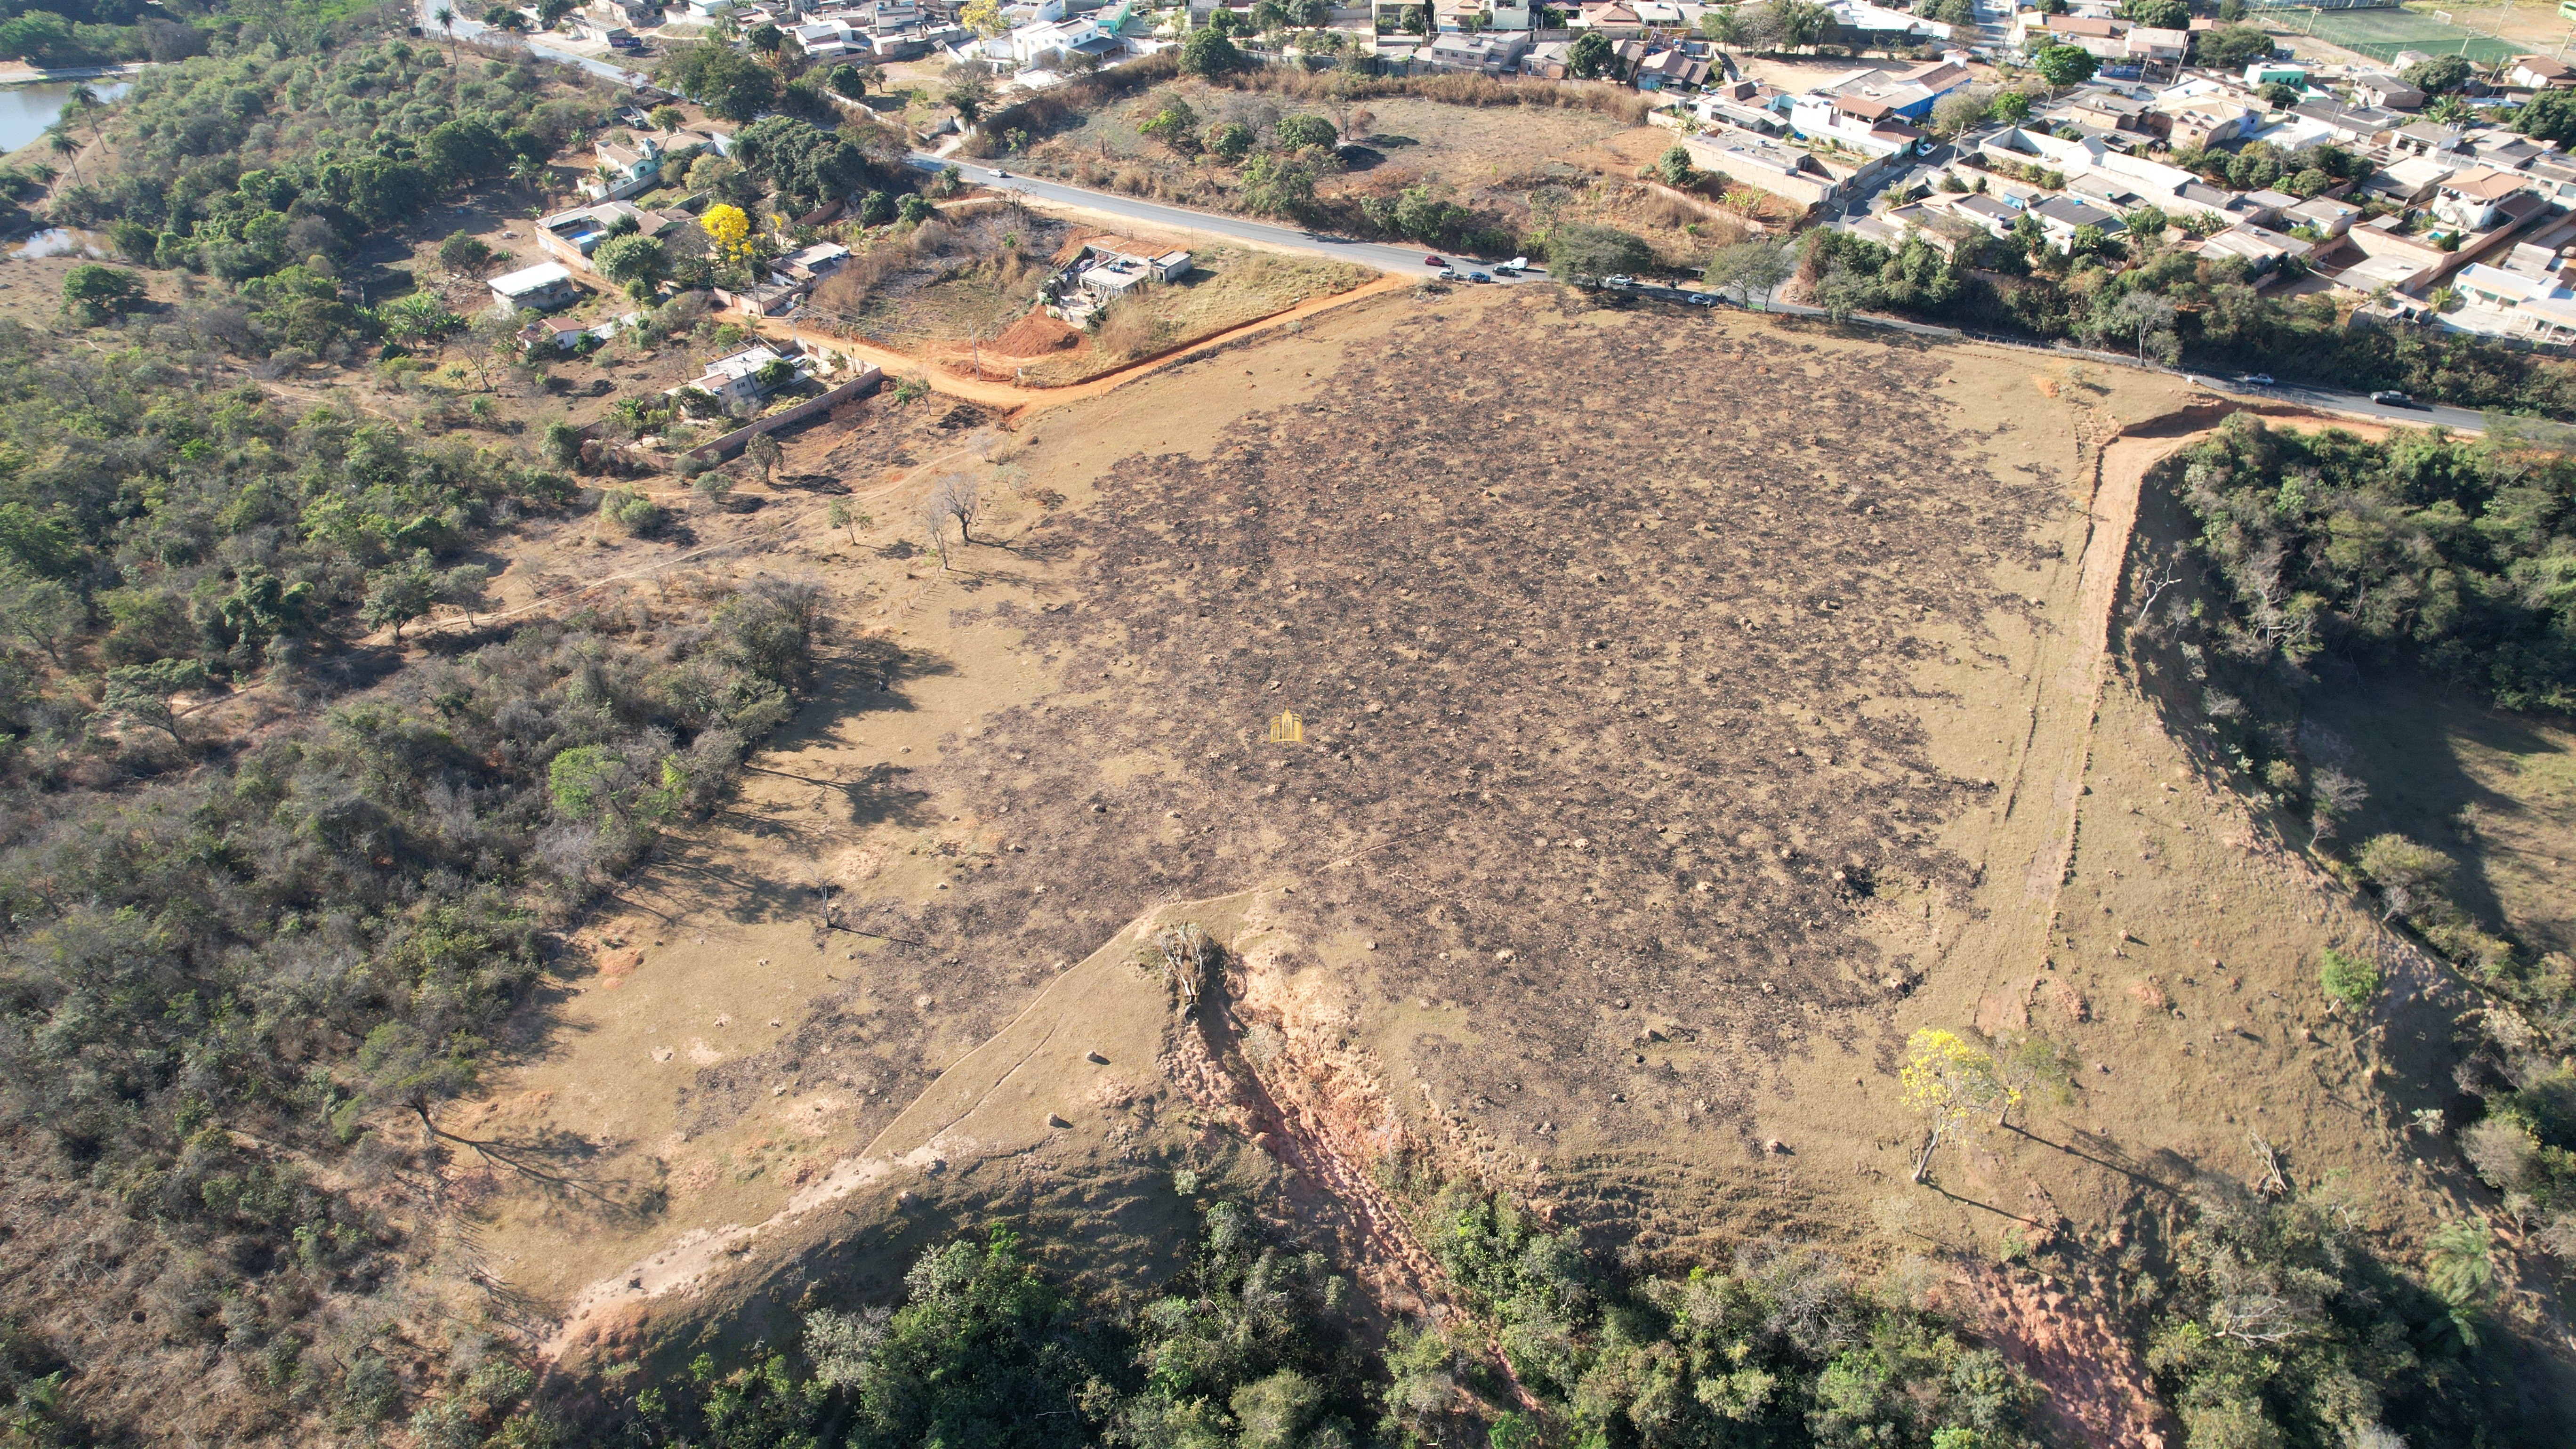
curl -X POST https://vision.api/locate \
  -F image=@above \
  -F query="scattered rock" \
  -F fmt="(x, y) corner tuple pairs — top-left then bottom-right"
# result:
(1086, 1050), (1108, 1064)
(1046, 1113), (1071, 1128)
(1766, 1138), (1792, 1155)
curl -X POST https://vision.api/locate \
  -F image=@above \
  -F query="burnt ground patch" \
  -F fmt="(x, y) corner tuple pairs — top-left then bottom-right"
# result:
(694, 294), (2069, 1213)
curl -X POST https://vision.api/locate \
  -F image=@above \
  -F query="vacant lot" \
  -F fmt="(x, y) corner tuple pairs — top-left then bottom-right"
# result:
(449, 289), (2540, 1396)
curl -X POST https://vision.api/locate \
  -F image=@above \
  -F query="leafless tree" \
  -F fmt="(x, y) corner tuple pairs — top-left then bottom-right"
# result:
(931, 472), (983, 545)
(2309, 766), (2368, 846)
(919, 499), (952, 569)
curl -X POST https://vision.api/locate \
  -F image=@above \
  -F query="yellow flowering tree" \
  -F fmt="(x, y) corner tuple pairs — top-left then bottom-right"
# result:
(700, 202), (752, 265)
(1899, 1027), (2015, 1183)
(961, 0), (1005, 35)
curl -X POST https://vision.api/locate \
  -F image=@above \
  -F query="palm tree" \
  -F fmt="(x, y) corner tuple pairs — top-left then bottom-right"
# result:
(435, 5), (456, 56)
(45, 128), (77, 186)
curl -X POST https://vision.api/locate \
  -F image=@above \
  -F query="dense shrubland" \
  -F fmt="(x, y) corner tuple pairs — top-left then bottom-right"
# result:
(2140, 415), (2576, 1299)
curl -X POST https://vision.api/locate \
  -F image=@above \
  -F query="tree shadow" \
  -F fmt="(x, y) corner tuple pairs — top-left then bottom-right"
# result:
(424, 1111), (670, 1226)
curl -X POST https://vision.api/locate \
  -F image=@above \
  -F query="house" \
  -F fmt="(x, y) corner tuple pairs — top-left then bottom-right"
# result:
(488, 261), (580, 313)
(1575, 1), (1644, 33)
(1009, 16), (1123, 65)
(2028, 194), (2126, 250)
(580, 133), (682, 201)
(2289, 97), (2405, 146)
(671, 345), (801, 410)
(2026, 13), (2125, 58)
(2160, 98), (2251, 149)
(2284, 195), (2359, 237)
(1045, 237), (1193, 318)
(2390, 120), (2473, 158)
(2348, 71), (2423, 111)
(2124, 25), (2187, 62)
(2435, 166), (2536, 230)
(2525, 152), (2576, 202)
(1631, 46), (1710, 90)
(2068, 90), (2154, 133)
(535, 201), (689, 268)
(1804, 65), (1950, 121)
(1928, 190), (2019, 239)
(2360, 153), (2458, 203)
(515, 314), (631, 352)
(1788, 91), (1925, 158)
(1421, 29), (1531, 73)
(1679, 125), (1843, 208)
(2197, 221), (2311, 274)
(2244, 60), (2307, 90)
(2449, 261), (2576, 342)
(2238, 187), (2302, 224)
(779, 241), (851, 281)
(2505, 55), (2576, 90)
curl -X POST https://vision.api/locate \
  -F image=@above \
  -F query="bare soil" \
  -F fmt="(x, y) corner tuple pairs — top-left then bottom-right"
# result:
(430, 287), (2561, 1386)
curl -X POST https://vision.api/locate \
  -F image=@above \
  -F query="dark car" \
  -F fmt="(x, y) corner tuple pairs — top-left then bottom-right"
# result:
(1467, 270), (1491, 283)
(1423, 254), (1446, 266)
(1493, 264), (1520, 277)
(2369, 389), (2420, 407)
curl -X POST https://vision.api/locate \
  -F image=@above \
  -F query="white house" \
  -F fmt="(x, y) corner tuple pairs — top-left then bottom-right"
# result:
(2450, 261), (2576, 343)
(2504, 55), (2576, 90)
(2434, 166), (2536, 231)
(671, 345), (801, 409)
(489, 261), (580, 313)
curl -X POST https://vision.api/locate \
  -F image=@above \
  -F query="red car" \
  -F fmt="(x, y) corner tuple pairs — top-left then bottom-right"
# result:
(1423, 254), (1446, 266)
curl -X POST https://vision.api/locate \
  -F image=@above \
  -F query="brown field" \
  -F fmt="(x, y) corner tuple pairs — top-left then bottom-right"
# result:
(429, 285), (2566, 1399)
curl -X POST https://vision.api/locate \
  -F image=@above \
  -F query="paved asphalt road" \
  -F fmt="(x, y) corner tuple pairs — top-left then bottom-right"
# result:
(397, 18), (2486, 438)
(415, 0), (654, 87)
(904, 154), (1515, 280)
(926, 156), (2483, 433)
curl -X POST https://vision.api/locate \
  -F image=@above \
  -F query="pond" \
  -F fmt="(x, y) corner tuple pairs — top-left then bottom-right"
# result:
(0, 81), (132, 156)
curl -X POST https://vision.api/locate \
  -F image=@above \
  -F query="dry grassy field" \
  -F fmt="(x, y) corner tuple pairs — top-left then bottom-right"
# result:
(427, 286), (2565, 1418)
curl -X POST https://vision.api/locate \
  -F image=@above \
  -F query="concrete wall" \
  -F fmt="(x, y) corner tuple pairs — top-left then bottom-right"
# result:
(685, 366), (886, 461)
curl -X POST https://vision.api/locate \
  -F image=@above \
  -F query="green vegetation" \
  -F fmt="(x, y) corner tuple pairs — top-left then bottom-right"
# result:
(1801, 211), (2576, 417)
(2318, 946), (2382, 1011)
(1544, 222), (1652, 282)
(2143, 416), (2576, 1310)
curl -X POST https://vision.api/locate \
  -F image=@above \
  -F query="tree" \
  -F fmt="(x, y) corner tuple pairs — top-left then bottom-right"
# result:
(897, 193), (934, 224)
(694, 470), (736, 511)
(1988, 88), (2034, 125)
(1766, 0), (1834, 51)
(438, 564), (491, 629)
(2117, 0), (2186, 27)
(435, 3), (456, 53)
(961, 0), (1006, 34)
(61, 263), (144, 326)
(594, 233), (666, 289)
(700, 202), (753, 264)
(931, 473), (982, 545)
(439, 231), (499, 278)
(2193, 23), (2272, 68)
(1657, 144), (1695, 187)
(1899, 1028), (2012, 1181)
(660, 40), (780, 122)
(651, 105), (688, 132)
(1181, 24), (1246, 76)
(2403, 53), (2475, 95)
(2515, 89), (2576, 145)
(2308, 765), (2367, 845)
(1139, 97), (1200, 152)
(1239, 152), (1320, 219)
(1545, 222), (1650, 281)
(858, 190), (896, 225)
(828, 63), (871, 99)
(1275, 112), (1337, 151)
(2103, 290), (2177, 362)
(0, 566), (79, 666)
(1929, 87), (1994, 139)
(947, 70), (992, 125)
(1810, 262), (1873, 322)
(542, 420), (582, 468)
(1699, 4), (1750, 48)
(363, 553), (442, 642)
(1205, 121), (1256, 162)
(103, 658), (208, 746)
(2032, 43), (2097, 89)
(2353, 833), (2454, 922)
(827, 498), (869, 542)
(1567, 30), (1615, 79)
(1703, 239), (1794, 309)
(745, 432), (783, 485)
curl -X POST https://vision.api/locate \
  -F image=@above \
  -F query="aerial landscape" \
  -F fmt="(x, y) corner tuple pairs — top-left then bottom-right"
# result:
(4, 0), (2576, 1443)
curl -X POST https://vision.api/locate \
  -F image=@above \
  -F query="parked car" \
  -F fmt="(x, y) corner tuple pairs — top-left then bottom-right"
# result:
(1493, 264), (1520, 277)
(1603, 274), (1637, 289)
(2234, 371), (2274, 386)
(1423, 255), (1446, 266)
(1437, 268), (1461, 281)
(1467, 271), (1491, 283)
(2369, 390), (2420, 407)
(1686, 292), (1723, 307)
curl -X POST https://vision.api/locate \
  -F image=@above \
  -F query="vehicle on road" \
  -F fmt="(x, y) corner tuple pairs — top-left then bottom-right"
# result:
(1423, 255), (1446, 266)
(1685, 292), (1723, 308)
(1494, 265), (1519, 277)
(1603, 274), (1637, 289)
(1437, 268), (1461, 281)
(2234, 372), (2274, 386)
(2369, 390), (2421, 407)
(1468, 271), (1490, 283)
(991, 168), (1011, 178)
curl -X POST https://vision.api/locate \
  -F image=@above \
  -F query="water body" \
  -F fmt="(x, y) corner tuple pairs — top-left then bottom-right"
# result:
(0, 81), (132, 155)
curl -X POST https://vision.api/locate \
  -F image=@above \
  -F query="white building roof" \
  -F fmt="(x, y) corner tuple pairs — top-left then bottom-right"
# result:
(490, 261), (574, 296)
